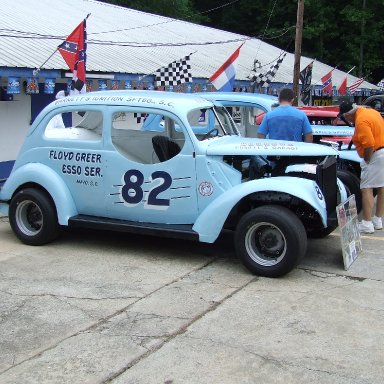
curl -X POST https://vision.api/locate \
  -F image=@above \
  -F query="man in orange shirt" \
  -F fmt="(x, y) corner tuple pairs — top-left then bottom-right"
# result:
(338, 100), (384, 233)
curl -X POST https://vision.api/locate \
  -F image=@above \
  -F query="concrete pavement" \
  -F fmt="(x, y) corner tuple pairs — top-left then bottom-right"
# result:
(0, 214), (383, 383)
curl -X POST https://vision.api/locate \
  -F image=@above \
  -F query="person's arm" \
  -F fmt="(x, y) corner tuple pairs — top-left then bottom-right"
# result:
(304, 132), (313, 143)
(357, 117), (375, 163)
(302, 114), (313, 142)
(257, 114), (268, 139)
(363, 146), (374, 163)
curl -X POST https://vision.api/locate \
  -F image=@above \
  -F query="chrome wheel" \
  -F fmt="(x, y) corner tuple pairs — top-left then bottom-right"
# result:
(15, 199), (43, 236)
(244, 221), (287, 267)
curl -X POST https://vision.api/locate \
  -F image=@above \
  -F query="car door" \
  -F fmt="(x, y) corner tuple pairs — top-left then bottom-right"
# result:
(43, 107), (106, 217)
(103, 107), (199, 224)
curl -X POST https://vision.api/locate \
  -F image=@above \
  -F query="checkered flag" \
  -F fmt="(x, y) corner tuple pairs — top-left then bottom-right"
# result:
(154, 55), (192, 87)
(378, 79), (384, 91)
(133, 112), (147, 123)
(252, 53), (286, 87)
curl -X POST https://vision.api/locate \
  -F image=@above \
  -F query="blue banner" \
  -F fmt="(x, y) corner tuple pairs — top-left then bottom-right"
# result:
(7, 77), (21, 94)
(44, 78), (55, 94)
(98, 79), (108, 91)
(124, 80), (131, 90)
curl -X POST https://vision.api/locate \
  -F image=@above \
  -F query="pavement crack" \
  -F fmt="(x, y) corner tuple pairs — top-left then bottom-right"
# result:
(102, 274), (258, 383)
(0, 257), (220, 377)
(182, 335), (356, 380)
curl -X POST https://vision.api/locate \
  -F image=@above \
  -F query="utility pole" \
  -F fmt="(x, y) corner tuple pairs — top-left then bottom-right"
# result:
(359, 0), (366, 77)
(292, 0), (304, 106)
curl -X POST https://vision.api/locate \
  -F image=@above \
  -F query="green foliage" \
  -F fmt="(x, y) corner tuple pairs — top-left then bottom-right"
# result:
(104, 0), (206, 22)
(100, 0), (384, 83)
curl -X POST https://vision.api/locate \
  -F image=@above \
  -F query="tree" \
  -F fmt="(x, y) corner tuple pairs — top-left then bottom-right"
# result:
(104, 0), (206, 23)
(100, 0), (384, 83)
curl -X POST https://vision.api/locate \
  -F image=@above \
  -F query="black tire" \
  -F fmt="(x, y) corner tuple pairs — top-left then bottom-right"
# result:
(9, 188), (59, 245)
(337, 170), (362, 213)
(307, 225), (336, 239)
(234, 206), (307, 278)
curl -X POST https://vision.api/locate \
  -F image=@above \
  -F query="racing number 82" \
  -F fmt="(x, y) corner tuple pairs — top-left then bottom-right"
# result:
(121, 169), (172, 208)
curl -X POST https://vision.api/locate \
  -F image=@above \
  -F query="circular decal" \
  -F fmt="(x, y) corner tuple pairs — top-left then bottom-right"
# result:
(198, 181), (214, 196)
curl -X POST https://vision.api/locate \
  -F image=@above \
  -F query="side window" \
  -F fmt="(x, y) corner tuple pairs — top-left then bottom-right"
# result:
(45, 110), (102, 141)
(111, 111), (185, 164)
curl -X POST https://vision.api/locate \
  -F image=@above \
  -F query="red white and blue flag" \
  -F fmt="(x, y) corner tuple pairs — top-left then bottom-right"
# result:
(321, 70), (333, 95)
(209, 43), (244, 92)
(58, 15), (89, 94)
(349, 78), (364, 94)
(338, 76), (347, 96)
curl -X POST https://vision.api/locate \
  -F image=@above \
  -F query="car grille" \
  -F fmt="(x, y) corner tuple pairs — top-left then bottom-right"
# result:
(316, 155), (337, 222)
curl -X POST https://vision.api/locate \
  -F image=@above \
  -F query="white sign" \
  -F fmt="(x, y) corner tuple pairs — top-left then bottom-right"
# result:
(336, 195), (362, 270)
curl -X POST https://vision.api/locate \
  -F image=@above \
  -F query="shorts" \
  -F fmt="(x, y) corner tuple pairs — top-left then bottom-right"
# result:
(360, 148), (384, 189)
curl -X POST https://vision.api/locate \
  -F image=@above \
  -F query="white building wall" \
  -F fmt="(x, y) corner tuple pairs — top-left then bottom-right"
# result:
(0, 93), (31, 162)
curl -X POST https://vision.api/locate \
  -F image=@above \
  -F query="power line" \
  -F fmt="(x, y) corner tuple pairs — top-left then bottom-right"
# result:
(90, 0), (242, 36)
(0, 25), (294, 47)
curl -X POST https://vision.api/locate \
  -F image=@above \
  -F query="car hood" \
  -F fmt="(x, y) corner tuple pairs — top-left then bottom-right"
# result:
(312, 126), (354, 136)
(205, 136), (338, 156)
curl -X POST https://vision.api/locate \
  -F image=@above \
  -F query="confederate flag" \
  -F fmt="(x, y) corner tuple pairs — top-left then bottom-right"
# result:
(58, 15), (89, 93)
(321, 70), (333, 96)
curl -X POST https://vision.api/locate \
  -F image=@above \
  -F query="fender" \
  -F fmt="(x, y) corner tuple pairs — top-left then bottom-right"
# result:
(193, 176), (327, 243)
(0, 163), (77, 225)
(338, 149), (360, 163)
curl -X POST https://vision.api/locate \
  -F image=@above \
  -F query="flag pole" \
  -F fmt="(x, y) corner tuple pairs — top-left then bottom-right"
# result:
(33, 50), (58, 77)
(33, 14), (91, 77)
(346, 66), (356, 75)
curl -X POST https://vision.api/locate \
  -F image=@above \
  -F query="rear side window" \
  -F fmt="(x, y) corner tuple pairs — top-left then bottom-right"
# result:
(45, 110), (103, 141)
(111, 111), (185, 164)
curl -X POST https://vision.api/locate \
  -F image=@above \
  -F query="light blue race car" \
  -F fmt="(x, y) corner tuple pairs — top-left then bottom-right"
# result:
(0, 90), (347, 277)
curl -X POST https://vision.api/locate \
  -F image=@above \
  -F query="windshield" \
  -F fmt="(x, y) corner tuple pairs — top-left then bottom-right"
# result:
(187, 106), (239, 140)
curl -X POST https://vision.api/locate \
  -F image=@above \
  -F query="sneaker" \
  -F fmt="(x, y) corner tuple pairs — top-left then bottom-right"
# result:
(372, 216), (383, 230)
(358, 220), (374, 234)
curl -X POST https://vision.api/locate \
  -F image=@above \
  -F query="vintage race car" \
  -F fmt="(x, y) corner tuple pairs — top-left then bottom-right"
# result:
(200, 92), (362, 211)
(363, 94), (384, 118)
(0, 90), (346, 277)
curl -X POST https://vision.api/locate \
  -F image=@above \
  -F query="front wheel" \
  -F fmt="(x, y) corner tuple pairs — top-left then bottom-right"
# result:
(9, 188), (59, 245)
(234, 206), (307, 277)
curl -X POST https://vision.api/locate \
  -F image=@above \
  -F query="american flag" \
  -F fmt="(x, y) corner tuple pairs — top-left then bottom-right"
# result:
(154, 55), (192, 87)
(252, 53), (287, 87)
(349, 78), (364, 94)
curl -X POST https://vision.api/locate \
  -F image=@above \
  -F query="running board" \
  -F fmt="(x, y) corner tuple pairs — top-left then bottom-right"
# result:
(68, 215), (199, 241)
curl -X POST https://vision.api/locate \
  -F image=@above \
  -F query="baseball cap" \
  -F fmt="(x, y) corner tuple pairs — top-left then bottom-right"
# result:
(337, 101), (355, 117)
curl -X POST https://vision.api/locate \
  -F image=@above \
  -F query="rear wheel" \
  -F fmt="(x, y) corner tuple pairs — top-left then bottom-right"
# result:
(9, 188), (59, 245)
(234, 206), (307, 277)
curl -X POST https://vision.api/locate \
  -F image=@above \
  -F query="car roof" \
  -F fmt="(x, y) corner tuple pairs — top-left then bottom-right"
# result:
(364, 94), (384, 102)
(297, 106), (339, 117)
(196, 92), (278, 105)
(49, 90), (214, 112)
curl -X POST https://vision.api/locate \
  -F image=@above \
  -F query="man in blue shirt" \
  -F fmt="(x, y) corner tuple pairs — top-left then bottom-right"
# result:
(257, 88), (313, 142)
